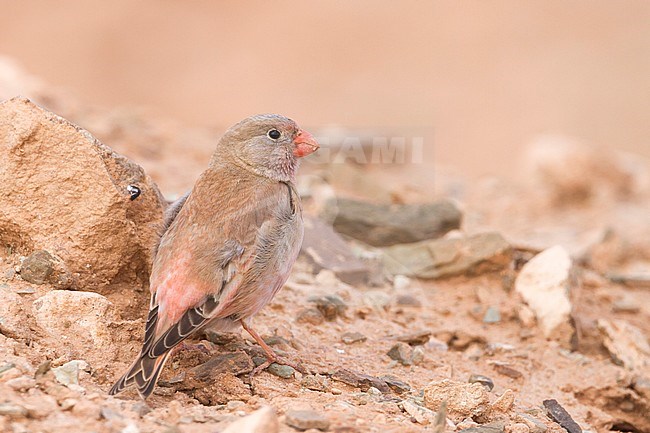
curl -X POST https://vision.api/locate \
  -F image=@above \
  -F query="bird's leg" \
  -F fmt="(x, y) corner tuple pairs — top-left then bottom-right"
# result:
(240, 320), (305, 376)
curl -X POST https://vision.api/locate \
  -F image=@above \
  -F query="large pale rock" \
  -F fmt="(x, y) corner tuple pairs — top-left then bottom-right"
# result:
(222, 406), (279, 433)
(32, 290), (116, 367)
(515, 246), (574, 344)
(324, 198), (461, 247)
(0, 286), (29, 339)
(597, 319), (650, 373)
(423, 379), (490, 422)
(383, 232), (512, 279)
(0, 97), (165, 289)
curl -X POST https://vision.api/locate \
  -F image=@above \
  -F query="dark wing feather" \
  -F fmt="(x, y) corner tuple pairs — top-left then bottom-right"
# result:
(151, 295), (220, 357)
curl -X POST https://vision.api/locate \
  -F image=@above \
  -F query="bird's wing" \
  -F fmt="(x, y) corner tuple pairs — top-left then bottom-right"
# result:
(153, 191), (190, 257)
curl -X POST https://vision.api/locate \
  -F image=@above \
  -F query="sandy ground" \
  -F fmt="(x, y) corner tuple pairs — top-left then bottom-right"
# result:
(1, 61), (650, 433)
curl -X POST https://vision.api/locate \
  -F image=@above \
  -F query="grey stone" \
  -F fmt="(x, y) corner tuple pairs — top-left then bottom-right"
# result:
(483, 306), (501, 324)
(301, 216), (370, 285)
(295, 308), (325, 325)
(19, 250), (54, 284)
(325, 198), (461, 247)
(307, 294), (347, 320)
(387, 342), (413, 365)
(383, 232), (512, 279)
(284, 409), (330, 431)
(52, 360), (88, 386)
(517, 413), (548, 433)
(267, 363), (295, 379)
(341, 331), (367, 344)
(468, 374), (494, 391)
(380, 375), (411, 394)
(543, 399), (582, 433)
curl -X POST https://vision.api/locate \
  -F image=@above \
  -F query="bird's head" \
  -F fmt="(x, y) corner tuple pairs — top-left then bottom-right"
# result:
(213, 114), (319, 182)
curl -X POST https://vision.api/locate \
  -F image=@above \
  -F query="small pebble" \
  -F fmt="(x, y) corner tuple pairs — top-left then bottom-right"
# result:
(367, 386), (382, 395)
(267, 363), (295, 379)
(301, 374), (330, 392)
(284, 409), (330, 431)
(60, 398), (78, 411)
(380, 375), (411, 394)
(341, 331), (367, 344)
(15, 287), (36, 294)
(483, 306), (501, 323)
(307, 294), (347, 320)
(401, 399), (435, 425)
(394, 294), (422, 307)
(412, 347), (425, 365)
(53, 360), (88, 386)
(363, 290), (391, 311)
(516, 413), (547, 433)
(387, 342), (413, 366)
(543, 399), (582, 433)
(393, 275), (411, 291)
(394, 330), (431, 346)
(296, 308), (325, 325)
(468, 374), (495, 391)
(19, 250), (55, 284)
(493, 363), (523, 379)
(491, 389), (515, 413)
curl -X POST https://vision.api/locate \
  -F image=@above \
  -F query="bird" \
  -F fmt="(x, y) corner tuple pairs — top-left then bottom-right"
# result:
(109, 114), (319, 398)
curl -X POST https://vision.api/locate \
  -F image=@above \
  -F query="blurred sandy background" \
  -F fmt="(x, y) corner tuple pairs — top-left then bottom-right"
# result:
(1, 0), (649, 177)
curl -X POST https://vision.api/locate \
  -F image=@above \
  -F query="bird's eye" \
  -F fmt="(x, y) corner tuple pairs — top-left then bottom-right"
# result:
(267, 129), (281, 140)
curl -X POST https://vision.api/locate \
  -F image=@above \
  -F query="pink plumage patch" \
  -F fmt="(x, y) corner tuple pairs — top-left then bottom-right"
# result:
(152, 251), (206, 334)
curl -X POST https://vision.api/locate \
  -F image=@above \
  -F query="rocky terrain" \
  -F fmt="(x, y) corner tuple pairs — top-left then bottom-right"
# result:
(1, 60), (649, 433)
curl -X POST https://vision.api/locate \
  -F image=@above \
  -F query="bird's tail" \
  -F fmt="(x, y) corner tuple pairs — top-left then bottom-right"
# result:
(108, 351), (171, 399)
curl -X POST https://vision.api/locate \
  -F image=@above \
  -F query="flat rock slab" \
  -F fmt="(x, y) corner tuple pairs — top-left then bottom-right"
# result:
(325, 198), (461, 247)
(597, 319), (650, 371)
(301, 216), (370, 285)
(543, 399), (582, 433)
(382, 232), (512, 279)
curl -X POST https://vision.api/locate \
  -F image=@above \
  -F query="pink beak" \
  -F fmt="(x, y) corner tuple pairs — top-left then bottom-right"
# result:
(293, 130), (319, 158)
